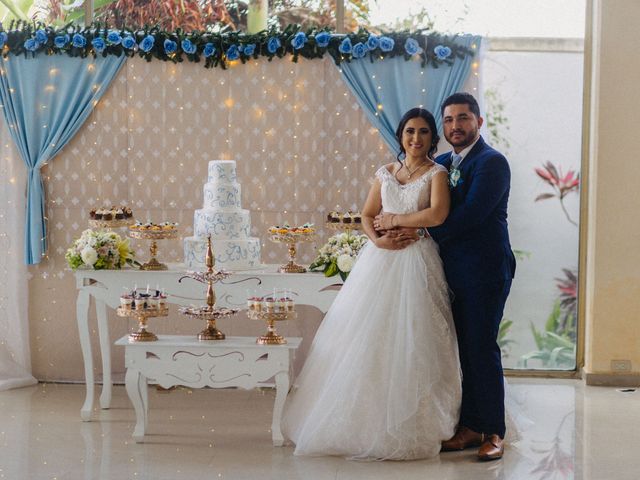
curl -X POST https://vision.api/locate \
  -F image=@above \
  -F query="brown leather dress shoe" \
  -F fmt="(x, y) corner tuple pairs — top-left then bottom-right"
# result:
(477, 434), (504, 461)
(441, 426), (485, 451)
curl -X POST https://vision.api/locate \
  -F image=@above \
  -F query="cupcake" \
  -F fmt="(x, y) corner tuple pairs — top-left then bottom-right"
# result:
(102, 211), (113, 221)
(115, 208), (124, 220)
(284, 296), (293, 312)
(342, 212), (352, 224)
(353, 212), (362, 224)
(120, 294), (133, 309)
(264, 296), (275, 312)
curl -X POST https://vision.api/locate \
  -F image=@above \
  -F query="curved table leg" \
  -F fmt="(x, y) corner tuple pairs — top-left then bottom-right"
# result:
(125, 368), (146, 443)
(272, 371), (290, 446)
(77, 289), (94, 421)
(96, 298), (112, 409)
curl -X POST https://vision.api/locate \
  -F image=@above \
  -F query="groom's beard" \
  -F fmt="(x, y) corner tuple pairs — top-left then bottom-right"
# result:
(446, 129), (478, 150)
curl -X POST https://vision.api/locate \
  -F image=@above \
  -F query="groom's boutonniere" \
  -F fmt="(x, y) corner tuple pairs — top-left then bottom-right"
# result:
(449, 167), (463, 188)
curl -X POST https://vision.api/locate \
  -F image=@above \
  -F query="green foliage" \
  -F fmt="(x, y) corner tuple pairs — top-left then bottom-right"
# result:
(519, 300), (576, 369)
(484, 87), (511, 154)
(0, 21), (474, 70)
(498, 318), (516, 358)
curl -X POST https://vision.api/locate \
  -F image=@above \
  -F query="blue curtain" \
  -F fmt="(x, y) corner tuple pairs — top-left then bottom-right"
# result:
(0, 54), (125, 264)
(339, 35), (481, 156)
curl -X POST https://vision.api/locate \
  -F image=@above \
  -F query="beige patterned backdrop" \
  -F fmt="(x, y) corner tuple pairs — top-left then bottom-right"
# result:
(28, 56), (394, 381)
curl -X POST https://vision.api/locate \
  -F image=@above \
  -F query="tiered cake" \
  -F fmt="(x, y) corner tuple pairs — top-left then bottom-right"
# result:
(183, 160), (262, 270)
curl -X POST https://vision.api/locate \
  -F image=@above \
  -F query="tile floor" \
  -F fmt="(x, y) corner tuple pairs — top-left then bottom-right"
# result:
(0, 379), (638, 479)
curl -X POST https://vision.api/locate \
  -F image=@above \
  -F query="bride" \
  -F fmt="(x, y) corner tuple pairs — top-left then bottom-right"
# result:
(282, 108), (461, 460)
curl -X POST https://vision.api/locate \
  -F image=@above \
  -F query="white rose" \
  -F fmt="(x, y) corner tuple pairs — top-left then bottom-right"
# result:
(80, 246), (98, 266)
(337, 254), (354, 273)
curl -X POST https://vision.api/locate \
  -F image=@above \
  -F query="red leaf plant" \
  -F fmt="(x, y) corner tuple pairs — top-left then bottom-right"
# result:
(534, 161), (580, 226)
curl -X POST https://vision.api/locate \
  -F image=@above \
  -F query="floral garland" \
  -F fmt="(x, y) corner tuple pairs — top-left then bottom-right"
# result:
(0, 21), (473, 70)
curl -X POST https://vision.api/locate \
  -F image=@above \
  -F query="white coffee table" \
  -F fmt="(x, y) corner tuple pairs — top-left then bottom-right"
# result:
(116, 335), (302, 445)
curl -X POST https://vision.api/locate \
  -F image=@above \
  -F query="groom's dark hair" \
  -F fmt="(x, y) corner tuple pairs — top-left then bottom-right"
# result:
(441, 92), (481, 118)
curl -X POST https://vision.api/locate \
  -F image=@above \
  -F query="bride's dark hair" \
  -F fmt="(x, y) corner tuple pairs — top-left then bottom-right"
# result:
(395, 108), (440, 164)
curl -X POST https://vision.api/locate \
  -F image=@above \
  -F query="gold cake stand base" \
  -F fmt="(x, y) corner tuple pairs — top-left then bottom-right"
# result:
(256, 331), (287, 345)
(270, 233), (315, 274)
(128, 330), (158, 342)
(140, 253), (168, 271)
(248, 310), (296, 345)
(117, 306), (168, 343)
(198, 321), (226, 341)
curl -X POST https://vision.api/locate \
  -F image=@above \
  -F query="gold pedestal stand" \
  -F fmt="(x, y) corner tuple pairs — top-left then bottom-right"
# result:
(325, 221), (362, 238)
(117, 306), (169, 342)
(179, 235), (238, 340)
(269, 232), (315, 273)
(89, 218), (135, 230)
(247, 309), (297, 345)
(129, 228), (178, 270)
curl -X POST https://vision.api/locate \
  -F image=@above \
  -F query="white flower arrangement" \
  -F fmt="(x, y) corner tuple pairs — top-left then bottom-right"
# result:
(65, 229), (137, 270)
(309, 232), (368, 280)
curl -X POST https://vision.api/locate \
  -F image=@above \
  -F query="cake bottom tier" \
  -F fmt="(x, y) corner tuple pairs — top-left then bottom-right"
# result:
(184, 236), (262, 271)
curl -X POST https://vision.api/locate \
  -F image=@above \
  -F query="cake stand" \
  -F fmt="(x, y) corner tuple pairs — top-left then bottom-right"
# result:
(89, 217), (135, 230)
(325, 221), (363, 239)
(269, 231), (316, 273)
(117, 305), (169, 342)
(247, 309), (297, 345)
(128, 228), (178, 270)
(179, 235), (238, 340)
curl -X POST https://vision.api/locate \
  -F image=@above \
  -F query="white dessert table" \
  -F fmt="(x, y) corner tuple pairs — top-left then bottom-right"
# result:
(75, 263), (340, 421)
(116, 335), (302, 445)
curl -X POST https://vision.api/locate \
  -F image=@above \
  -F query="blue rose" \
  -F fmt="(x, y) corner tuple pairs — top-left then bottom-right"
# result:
(267, 36), (281, 54)
(122, 35), (136, 50)
(35, 29), (48, 44)
(91, 37), (106, 53)
(366, 34), (379, 50)
(243, 43), (256, 56)
(315, 31), (330, 48)
(164, 39), (177, 54)
(140, 35), (155, 53)
(404, 37), (422, 55)
(181, 39), (196, 55)
(433, 44), (452, 60)
(226, 44), (239, 61)
(291, 31), (307, 50)
(54, 34), (69, 48)
(338, 37), (352, 54)
(24, 38), (39, 52)
(107, 31), (122, 45)
(72, 33), (87, 48)
(0, 32), (7, 49)
(203, 42), (215, 57)
(379, 36), (394, 52)
(352, 42), (368, 59)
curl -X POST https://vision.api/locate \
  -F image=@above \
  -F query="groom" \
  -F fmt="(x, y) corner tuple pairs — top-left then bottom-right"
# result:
(428, 92), (516, 460)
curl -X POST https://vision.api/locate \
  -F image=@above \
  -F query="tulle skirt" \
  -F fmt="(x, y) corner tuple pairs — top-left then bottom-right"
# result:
(282, 238), (462, 460)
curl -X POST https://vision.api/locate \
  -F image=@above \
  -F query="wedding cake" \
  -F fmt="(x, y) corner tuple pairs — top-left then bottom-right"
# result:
(183, 160), (262, 270)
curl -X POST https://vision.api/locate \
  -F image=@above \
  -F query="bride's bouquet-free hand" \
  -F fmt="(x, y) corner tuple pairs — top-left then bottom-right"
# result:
(309, 232), (368, 281)
(65, 229), (138, 270)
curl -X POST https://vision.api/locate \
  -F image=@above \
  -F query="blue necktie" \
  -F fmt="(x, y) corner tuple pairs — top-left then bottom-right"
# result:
(451, 153), (463, 170)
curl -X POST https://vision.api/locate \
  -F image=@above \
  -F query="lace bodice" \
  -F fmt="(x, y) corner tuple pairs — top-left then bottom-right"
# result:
(375, 163), (447, 214)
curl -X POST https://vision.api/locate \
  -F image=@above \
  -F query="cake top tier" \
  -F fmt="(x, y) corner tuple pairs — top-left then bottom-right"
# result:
(208, 160), (237, 183)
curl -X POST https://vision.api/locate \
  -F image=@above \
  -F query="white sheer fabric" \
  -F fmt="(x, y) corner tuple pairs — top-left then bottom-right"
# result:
(0, 120), (37, 391)
(282, 164), (462, 460)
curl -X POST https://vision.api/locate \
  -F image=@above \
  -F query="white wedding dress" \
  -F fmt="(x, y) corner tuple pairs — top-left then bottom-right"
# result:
(282, 164), (462, 460)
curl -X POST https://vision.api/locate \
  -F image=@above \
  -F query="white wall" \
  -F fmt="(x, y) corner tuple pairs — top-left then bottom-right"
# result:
(482, 45), (584, 366)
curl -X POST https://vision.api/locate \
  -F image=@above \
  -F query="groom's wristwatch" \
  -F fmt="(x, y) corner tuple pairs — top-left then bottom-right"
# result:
(417, 228), (428, 238)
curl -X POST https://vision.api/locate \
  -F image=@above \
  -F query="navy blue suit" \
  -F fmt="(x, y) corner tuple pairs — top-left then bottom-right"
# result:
(429, 136), (516, 437)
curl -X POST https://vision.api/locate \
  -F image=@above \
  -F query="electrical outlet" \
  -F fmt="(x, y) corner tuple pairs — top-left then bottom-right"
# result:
(611, 359), (632, 372)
